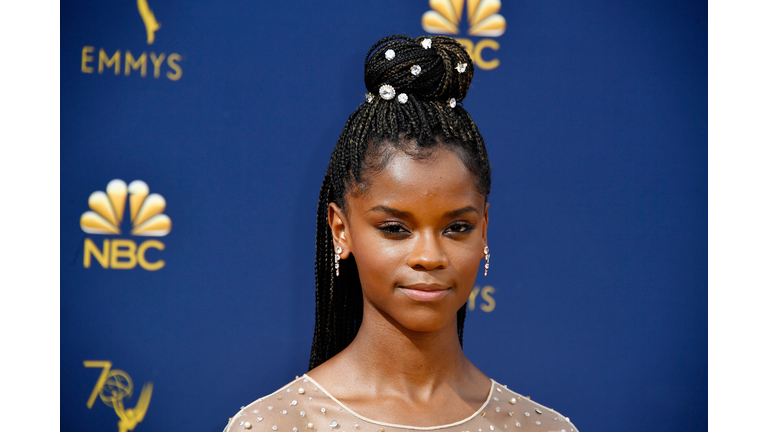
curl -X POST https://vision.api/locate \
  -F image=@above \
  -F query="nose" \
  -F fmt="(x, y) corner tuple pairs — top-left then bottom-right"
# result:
(407, 232), (449, 271)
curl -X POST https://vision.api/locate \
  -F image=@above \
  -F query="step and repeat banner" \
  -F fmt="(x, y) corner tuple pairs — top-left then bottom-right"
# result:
(61, 1), (707, 431)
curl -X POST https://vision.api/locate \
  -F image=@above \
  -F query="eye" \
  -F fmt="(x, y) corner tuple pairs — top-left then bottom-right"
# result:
(445, 222), (475, 234)
(377, 222), (410, 236)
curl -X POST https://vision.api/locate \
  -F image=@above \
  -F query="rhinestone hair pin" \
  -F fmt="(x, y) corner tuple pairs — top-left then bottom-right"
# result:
(379, 84), (395, 100)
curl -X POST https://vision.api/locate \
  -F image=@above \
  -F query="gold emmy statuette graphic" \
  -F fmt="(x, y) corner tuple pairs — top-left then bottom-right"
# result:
(421, 0), (506, 70)
(85, 361), (154, 432)
(137, 0), (161, 45)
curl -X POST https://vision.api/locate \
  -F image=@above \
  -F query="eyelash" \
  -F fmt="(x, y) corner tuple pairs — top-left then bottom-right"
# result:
(376, 222), (475, 236)
(378, 223), (409, 235)
(446, 222), (475, 234)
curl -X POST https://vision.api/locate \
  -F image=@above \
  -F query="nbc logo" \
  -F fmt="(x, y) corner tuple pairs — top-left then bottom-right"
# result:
(421, 0), (506, 70)
(80, 180), (171, 270)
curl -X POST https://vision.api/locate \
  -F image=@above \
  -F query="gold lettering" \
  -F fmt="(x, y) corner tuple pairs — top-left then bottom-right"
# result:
(125, 51), (147, 77)
(480, 285), (496, 312)
(84, 361), (112, 408)
(137, 240), (165, 270)
(166, 53), (182, 81)
(110, 239), (137, 269)
(455, 38), (474, 60)
(474, 39), (500, 70)
(83, 238), (109, 268)
(149, 52), (166, 78)
(468, 286), (481, 311)
(98, 49), (121, 75)
(81, 46), (95, 73)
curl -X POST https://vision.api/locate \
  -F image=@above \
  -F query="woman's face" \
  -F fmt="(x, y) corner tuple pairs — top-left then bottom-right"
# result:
(329, 145), (488, 334)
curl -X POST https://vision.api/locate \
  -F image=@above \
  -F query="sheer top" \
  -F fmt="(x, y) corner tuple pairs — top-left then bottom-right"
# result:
(225, 375), (578, 432)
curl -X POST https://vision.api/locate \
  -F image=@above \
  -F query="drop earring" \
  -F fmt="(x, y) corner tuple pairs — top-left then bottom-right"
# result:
(483, 246), (490, 276)
(334, 246), (342, 276)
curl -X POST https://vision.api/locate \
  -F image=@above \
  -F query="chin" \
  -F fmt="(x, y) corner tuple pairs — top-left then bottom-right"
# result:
(392, 309), (459, 334)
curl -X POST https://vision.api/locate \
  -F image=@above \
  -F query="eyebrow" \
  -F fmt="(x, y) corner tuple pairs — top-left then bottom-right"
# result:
(367, 205), (479, 218)
(445, 206), (480, 217)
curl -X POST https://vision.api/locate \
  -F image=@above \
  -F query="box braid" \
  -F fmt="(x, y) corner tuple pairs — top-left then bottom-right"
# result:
(309, 35), (492, 370)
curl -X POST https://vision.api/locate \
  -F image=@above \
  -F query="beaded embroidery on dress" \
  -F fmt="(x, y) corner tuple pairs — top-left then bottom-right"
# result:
(225, 375), (578, 432)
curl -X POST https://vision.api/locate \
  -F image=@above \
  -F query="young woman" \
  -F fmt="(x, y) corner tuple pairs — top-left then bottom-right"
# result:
(226, 35), (578, 432)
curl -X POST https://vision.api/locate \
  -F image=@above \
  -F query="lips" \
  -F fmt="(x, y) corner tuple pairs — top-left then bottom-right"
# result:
(399, 284), (450, 302)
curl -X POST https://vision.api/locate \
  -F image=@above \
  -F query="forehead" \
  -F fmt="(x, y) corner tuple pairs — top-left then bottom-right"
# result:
(348, 147), (484, 213)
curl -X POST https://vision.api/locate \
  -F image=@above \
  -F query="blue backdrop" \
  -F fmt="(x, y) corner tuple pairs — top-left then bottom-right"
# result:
(60, 1), (707, 431)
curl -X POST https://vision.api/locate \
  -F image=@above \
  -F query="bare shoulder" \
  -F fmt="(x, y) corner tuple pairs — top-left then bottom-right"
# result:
(490, 382), (580, 432)
(302, 354), (360, 399)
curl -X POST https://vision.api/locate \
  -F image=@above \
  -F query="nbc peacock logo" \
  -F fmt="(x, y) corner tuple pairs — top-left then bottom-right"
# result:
(421, 0), (507, 70)
(80, 180), (171, 271)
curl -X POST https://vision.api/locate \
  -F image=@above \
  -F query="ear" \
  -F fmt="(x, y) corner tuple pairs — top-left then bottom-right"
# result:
(482, 201), (490, 250)
(328, 202), (352, 258)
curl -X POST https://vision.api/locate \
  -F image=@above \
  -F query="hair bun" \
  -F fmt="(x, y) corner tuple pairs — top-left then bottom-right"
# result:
(364, 35), (474, 102)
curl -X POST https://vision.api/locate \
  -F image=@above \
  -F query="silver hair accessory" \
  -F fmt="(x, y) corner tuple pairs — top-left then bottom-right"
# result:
(379, 84), (395, 100)
(448, 98), (457, 108)
(421, 38), (432, 49)
(385, 49), (395, 60)
(365, 93), (374, 103)
(397, 93), (408, 104)
(456, 62), (467, 73)
(484, 246), (490, 276)
(410, 65), (422, 76)
(335, 246), (342, 276)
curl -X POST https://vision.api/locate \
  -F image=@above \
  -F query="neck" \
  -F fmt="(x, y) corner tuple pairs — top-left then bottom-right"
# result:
(341, 303), (471, 394)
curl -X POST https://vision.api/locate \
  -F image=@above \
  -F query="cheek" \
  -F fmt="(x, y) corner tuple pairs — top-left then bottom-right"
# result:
(451, 247), (483, 287)
(352, 231), (404, 285)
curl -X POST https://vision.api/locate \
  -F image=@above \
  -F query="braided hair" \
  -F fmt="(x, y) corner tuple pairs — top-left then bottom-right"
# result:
(309, 35), (492, 370)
